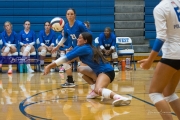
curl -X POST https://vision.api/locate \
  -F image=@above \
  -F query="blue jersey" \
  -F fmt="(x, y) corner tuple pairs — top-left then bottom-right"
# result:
(64, 20), (90, 47)
(66, 44), (113, 75)
(39, 29), (56, 46)
(99, 33), (116, 48)
(19, 30), (36, 45)
(1, 31), (18, 47)
(57, 34), (72, 51)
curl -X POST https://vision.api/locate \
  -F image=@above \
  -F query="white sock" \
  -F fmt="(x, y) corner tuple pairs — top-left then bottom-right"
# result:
(8, 65), (12, 70)
(90, 84), (95, 90)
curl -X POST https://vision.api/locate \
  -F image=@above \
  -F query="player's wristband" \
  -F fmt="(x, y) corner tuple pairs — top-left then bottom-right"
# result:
(152, 38), (164, 52)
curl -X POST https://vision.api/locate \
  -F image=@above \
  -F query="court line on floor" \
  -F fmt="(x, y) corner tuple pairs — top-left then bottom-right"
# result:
(19, 83), (87, 120)
(127, 94), (176, 116)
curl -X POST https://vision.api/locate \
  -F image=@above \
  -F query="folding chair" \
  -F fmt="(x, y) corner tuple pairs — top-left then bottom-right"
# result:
(116, 37), (136, 70)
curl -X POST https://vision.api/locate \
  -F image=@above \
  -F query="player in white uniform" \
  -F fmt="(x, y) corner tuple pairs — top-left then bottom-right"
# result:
(138, 0), (180, 119)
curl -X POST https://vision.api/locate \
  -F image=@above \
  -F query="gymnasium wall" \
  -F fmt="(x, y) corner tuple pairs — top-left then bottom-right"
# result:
(0, 0), (114, 39)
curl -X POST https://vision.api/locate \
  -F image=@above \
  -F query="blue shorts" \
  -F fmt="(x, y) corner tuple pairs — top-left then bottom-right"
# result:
(160, 58), (180, 70)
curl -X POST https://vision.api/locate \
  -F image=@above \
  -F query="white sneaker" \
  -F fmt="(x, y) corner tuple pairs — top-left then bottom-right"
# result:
(27, 68), (34, 73)
(86, 90), (99, 99)
(112, 97), (131, 107)
(114, 65), (119, 72)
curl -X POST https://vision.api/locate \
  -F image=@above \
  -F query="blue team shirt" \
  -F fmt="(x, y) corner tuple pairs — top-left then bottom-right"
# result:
(98, 32), (116, 48)
(1, 31), (18, 47)
(66, 44), (113, 75)
(19, 30), (36, 45)
(64, 20), (90, 47)
(39, 29), (56, 46)
(57, 34), (72, 50)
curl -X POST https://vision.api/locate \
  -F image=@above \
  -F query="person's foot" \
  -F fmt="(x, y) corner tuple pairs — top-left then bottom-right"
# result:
(7, 69), (13, 74)
(27, 68), (34, 73)
(59, 67), (65, 73)
(86, 90), (99, 99)
(114, 65), (119, 72)
(61, 81), (76, 88)
(112, 97), (131, 107)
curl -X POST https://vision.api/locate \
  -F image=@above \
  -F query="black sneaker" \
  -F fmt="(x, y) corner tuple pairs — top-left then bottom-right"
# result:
(61, 82), (76, 88)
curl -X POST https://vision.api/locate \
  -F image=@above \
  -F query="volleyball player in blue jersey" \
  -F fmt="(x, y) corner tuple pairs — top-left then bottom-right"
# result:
(44, 32), (131, 106)
(57, 30), (72, 72)
(19, 20), (36, 73)
(0, 21), (19, 74)
(98, 27), (119, 72)
(138, 0), (180, 119)
(38, 22), (57, 72)
(52, 8), (90, 87)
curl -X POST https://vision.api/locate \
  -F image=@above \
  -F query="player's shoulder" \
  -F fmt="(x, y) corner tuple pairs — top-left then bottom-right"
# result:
(154, 0), (171, 12)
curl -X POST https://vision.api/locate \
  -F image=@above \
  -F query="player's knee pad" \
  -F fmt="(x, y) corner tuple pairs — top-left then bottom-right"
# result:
(60, 52), (65, 57)
(24, 45), (31, 52)
(40, 49), (47, 56)
(164, 93), (179, 103)
(4, 47), (10, 53)
(149, 93), (164, 104)
(51, 51), (57, 57)
(62, 63), (71, 70)
(8, 53), (11, 56)
(112, 52), (118, 59)
(100, 88), (112, 99)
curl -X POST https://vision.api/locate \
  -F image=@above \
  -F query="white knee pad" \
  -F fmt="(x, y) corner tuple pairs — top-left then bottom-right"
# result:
(164, 93), (179, 103)
(40, 49), (47, 56)
(60, 52), (65, 57)
(62, 63), (71, 70)
(8, 53), (11, 56)
(112, 52), (118, 59)
(4, 47), (10, 53)
(101, 88), (112, 99)
(51, 51), (57, 57)
(24, 45), (31, 52)
(149, 93), (164, 104)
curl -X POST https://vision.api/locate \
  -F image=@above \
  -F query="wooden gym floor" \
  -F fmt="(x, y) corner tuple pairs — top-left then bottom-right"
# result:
(0, 62), (179, 120)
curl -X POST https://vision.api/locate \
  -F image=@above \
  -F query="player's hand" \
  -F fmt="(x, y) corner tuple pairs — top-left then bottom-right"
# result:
(66, 46), (73, 51)
(43, 66), (50, 75)
(51, 46), (59, 53)
(137, 59), (152, 70)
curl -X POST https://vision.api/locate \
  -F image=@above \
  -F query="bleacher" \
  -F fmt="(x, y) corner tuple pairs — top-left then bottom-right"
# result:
(0, 0), (115, 39)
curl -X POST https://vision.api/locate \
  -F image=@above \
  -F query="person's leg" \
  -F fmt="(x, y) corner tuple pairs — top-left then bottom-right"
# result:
(78, 66), (99, 98)
(50, 48), (57, 72)
(38, 46), (47, 72)
(61, 63), (75, 87)
(7, 46), (17, 74)
(149, 62), (177, 120)
(94, 73), (131, 106)
(163, 70), (180, 119)
(111, 50), (119, 72)
(21, 45), (35, 73)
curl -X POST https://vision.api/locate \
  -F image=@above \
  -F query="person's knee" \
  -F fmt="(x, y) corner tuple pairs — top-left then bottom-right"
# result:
(24, 45), (31, 52)
(164, 93), (179, 103)
(77, 66), (84, 73)
(149, 93), (164, 104)
(51, 51), (57, 57)
(40, 49), (47, 56)
(112, 52), (118, 59)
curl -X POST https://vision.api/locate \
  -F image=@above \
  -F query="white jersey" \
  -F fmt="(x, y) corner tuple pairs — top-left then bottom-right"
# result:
(154, 0), (180, 59)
